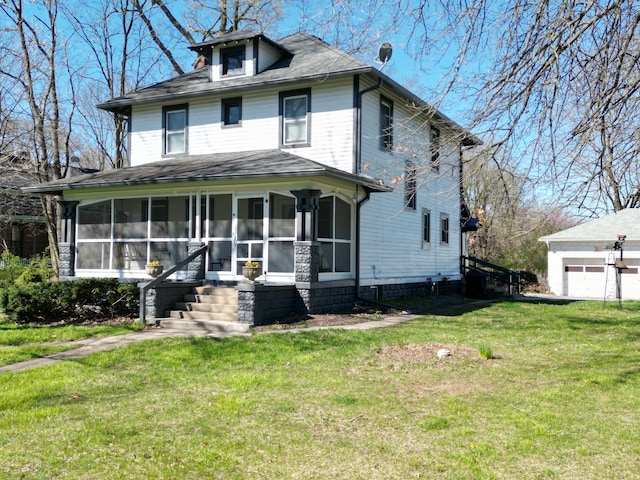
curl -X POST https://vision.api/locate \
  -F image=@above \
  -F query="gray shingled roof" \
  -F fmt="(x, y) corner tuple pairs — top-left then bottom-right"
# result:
(22, 150), (390, 194)
(97, 31), (480, 145)
(539, 208), (640, 243)
(97, 32), (370, 111)
(189, 27), (288, 53)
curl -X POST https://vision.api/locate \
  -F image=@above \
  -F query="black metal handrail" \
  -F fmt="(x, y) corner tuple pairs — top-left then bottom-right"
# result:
(461, 255), (522, 295)
(139, 244), (208, 323)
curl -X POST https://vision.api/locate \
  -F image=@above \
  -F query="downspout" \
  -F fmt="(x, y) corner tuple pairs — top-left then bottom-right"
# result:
(354, 75), (383, 300)
(459, 146), (465, 270)
(355, 185), (370, 299)
(354, 75), (384, 174)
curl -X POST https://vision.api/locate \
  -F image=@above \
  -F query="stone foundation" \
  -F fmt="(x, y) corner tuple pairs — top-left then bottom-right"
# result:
(141, 281), (200, 320)
(358, 279), (462, 302)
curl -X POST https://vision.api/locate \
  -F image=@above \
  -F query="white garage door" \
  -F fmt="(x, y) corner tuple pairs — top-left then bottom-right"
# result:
(564, 261), (640, 299)
(564, 264), (607, 298)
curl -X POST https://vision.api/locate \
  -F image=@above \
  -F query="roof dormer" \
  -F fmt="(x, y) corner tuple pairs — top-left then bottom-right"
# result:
(189, 27), (290, 82)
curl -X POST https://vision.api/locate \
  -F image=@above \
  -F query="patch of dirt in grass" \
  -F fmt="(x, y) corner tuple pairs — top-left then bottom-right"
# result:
(377, 343), (486, 396)
(377, 342), (478, 365)
(251, 305), (395, 332)
(251, 312), (383, 332)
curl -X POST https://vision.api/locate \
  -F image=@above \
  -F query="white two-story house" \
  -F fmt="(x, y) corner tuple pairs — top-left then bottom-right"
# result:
(26, 28), (480, 324)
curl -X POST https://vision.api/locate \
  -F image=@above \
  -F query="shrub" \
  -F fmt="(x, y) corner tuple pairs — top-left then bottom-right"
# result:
(0, 251), (54, 289)
(0, 279), (139, 323)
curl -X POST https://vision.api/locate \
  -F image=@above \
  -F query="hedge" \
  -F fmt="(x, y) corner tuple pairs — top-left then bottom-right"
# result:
(0, 278), (139, 323)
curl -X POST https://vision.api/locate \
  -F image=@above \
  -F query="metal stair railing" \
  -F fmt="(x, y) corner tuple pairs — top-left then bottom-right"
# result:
(139, 244), (208, 323)
(461, 255), (522, 295)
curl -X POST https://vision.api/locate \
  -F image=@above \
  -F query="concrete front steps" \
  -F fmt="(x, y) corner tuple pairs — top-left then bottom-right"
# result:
(153, 285), (249, 333)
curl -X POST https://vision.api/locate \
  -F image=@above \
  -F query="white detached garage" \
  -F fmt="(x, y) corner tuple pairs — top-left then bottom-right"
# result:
(539, 209), (640, 300)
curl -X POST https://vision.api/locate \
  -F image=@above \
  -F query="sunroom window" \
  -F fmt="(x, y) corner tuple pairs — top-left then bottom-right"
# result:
(318, 196), (352, 273)
(268, 193), (295, 273)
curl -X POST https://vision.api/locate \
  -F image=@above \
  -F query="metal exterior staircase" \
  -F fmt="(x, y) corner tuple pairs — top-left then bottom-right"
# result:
(461, 256), (522, 296)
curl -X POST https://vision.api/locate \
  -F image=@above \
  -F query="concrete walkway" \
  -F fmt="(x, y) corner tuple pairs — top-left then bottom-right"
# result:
(0, 324), (251, 374)
(0, 315), (421, 374)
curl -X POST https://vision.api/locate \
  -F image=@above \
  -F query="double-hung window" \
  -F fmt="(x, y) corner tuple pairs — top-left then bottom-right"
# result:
(221, 46), (245, 76)
(163, 104), (188, 155)
(440, 213), (449, 244)
(405, 160), (417, 210)
(222, 97), (242, 126)
(280, 89), (311, 147)
(380, 96), (393, 151)
(422, 209), (431, 249)
(431, 127), (440, 170)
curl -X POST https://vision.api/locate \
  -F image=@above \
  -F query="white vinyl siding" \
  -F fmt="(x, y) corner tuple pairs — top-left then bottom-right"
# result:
(128, 79), (355, 172)
(359, 80), (462, 285)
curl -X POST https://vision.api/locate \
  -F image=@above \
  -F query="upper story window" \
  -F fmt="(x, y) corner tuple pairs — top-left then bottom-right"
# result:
(163, 104), (188, 155)
(440, 213), (449, 244)
(431, 127), (441, 170)
(222, 97), (242, 126)
(405, 160), (417, 210)
(280, 88), (311, 147)
(221, 46), (245, 76)
(380, 96), (393, 151)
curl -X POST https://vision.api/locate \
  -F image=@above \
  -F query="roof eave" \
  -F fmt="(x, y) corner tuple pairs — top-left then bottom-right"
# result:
(22, 169), (391, 195)
(96, 68), (371, 113)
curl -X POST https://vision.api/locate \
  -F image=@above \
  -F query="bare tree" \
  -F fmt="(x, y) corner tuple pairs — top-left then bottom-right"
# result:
(66, 0), (168, 169)
(184, 0), (284, 39)
(463, 147), (575, 275)
(304, 1), (640, 215)
(0, 0), (79, 272)
(438, 0), (640, 215)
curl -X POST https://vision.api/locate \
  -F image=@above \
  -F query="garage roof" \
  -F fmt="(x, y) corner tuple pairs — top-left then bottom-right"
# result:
(539, 209), (640, 243)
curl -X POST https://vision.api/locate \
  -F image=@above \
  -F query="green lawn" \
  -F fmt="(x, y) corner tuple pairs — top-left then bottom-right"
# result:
(0, 317), (144, 367)
(1, 299), (639, 479)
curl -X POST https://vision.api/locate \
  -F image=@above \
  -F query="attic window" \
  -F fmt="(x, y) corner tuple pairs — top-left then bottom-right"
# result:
(221, 46), (245, 75)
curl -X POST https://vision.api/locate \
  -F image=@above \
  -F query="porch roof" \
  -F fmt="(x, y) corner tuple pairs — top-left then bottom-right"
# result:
(22, 150), (391, 195)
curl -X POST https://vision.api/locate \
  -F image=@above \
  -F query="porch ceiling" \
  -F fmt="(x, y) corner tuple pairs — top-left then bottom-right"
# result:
(22, 149), (391, 195)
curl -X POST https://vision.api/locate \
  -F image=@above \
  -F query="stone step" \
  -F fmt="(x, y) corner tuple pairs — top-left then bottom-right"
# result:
(184, 294), (238, 305)
(151, 317), (249, 333)
(165, 309), (238, 322)
(195, 285), (238, 297)
(174, 302), (238, 314)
